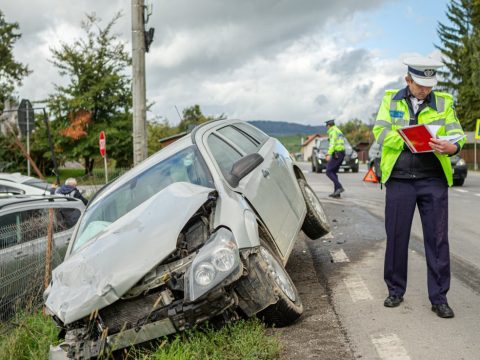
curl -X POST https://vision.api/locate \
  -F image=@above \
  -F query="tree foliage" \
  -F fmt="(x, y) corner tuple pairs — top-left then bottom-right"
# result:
(0, 10), (31, 113)
(339, 119), (371, 145)
(436, 0), (480, 130)
(147, 105), (226, 155)
(47, 13), (132, 174)
(177, 104), (226, 132)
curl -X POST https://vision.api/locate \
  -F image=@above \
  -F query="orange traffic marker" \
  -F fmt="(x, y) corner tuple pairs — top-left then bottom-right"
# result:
(363, 167), (379, 183)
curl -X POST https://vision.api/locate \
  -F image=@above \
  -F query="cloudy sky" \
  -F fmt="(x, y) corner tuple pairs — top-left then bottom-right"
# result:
(2, 0), (450, 126)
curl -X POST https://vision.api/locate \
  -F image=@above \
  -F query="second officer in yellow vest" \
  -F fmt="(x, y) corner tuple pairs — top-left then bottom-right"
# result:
(325, 119), (346, 198)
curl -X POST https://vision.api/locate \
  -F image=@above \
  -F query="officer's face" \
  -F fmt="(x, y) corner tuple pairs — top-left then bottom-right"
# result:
(405, 76), (433, 100)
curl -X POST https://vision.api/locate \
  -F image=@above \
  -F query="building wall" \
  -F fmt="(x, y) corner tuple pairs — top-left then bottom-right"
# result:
(302, 141), (316, 162)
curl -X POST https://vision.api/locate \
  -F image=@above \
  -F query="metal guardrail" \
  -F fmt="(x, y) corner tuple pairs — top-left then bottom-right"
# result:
(0, 209), (75, 323)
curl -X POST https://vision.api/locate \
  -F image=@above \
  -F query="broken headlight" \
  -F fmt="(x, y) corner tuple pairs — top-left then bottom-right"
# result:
(186, 227), (240, 302)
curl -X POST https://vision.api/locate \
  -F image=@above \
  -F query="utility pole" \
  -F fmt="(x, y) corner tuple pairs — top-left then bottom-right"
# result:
(132, 0), (148, 165)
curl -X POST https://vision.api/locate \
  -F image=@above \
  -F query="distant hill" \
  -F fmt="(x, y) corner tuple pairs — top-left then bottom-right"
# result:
(248, 120), (326, 136)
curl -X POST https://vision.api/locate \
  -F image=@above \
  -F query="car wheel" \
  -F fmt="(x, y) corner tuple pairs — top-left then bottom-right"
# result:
(453, 178), (465, 186)
(257, 244), (303, 327)
(298, 179), (330, 239)
(352, 166), (359, 173)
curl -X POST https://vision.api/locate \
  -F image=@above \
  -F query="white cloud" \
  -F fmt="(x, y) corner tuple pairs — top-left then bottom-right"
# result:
(4, 0), (418, 126)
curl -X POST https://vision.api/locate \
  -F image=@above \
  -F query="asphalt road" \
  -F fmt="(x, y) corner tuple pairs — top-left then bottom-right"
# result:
(278, 163), (480, 360)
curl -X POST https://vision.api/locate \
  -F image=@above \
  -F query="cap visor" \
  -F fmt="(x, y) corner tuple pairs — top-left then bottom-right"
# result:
(410, 73), (437, 87)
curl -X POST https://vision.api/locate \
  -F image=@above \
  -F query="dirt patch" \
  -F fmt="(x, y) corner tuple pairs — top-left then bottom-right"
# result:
(271, 233), (354, 360)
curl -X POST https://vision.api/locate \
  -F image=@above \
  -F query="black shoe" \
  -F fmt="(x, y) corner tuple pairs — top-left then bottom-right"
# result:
(337, 187), (345, 194)
(384, 295), (403, 307)
(431, 304), (454, 318)
(328, 193), (341, 198)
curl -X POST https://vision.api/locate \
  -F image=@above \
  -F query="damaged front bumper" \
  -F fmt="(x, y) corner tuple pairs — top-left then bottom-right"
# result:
(49, 286), (239, 359)
(49, 228), (245, 359)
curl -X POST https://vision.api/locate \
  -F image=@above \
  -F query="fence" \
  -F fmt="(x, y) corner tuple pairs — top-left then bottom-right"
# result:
(0, 208), (76, 324)
(460, 148), (480, 165)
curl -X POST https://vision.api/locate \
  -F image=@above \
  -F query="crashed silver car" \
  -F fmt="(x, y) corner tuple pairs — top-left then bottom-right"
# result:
(45, 119), (330, 359)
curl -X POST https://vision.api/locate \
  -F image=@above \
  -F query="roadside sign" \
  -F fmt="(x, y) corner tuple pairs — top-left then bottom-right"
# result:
(99, 131), (106, 157)
(18, 99), (35, 136)
(476, 119), (480, 140)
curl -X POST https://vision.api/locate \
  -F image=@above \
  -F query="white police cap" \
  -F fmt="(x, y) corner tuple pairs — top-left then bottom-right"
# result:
(403, 56), (443, 87)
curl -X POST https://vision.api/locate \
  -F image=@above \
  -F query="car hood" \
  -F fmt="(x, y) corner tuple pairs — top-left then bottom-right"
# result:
(45, 182), (213, 325)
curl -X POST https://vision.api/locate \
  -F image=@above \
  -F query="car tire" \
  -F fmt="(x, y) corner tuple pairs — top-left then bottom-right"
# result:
(257, 244), (303, 327)
(298, 179), (330, 239)
(453, 178), (465, 186)
(352, 166), (359, 173)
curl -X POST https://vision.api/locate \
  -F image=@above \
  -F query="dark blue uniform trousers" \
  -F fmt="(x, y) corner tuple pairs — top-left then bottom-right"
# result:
(326, 151), (345, 191)
(384, 177), (450, 305)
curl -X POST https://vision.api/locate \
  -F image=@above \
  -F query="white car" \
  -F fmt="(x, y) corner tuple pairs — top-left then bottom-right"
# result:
(46, 119), (330, 359)
(0, 173), (53, 196)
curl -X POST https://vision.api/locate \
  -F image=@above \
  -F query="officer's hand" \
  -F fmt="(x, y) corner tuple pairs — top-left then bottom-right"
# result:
(428, 138), (457, 155)
(325, 154), (331, 162)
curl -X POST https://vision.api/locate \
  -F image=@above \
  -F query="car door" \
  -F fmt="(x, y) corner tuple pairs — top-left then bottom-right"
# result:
(234, 123), (304, 220)
(206, 125), (295, 257)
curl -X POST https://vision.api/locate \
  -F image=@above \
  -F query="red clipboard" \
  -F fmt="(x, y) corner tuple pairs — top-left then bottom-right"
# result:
(397, 124), (437, 153)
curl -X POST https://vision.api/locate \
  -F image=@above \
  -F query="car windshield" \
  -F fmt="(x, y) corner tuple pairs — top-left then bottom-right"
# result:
(72, 146), (213, 252)
(317, 138), (352, 151)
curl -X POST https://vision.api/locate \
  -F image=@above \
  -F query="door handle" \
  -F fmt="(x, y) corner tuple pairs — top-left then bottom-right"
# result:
(15, 251), (28, 259)
(262, 169), (270, 178)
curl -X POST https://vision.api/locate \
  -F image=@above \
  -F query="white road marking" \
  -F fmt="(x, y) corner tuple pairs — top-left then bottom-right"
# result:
(454, 188), (468, 193)
(330, 248), (350, 263)
(343, 275), (373, 302)
(371, 333), (411, 360)
(475, 193), (480, 197)
(302, 170), (309, 174)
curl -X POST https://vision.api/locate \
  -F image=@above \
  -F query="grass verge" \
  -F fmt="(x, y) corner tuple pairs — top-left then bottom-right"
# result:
(0, 313), (281, 360)
(0, 312), (59, 360)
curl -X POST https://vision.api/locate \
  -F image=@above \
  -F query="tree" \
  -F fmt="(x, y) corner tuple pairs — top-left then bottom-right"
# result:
(178, 104), (226, 132)
(339, 119), (371, 145)
(147, 118), (175, 155)
(47, 13), (132, 174)
(436, 0), (480, 130)
(0, 10), (31, 113)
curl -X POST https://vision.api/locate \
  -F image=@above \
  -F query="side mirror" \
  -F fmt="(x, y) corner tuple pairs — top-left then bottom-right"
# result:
(228, 153), (264, 187)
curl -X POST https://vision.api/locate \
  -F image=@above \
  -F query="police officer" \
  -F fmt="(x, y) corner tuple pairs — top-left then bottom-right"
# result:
(325, 119), (346, 198)
(373, 56), (465, 318)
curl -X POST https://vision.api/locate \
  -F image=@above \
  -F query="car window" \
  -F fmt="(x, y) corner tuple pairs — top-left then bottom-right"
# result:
(232, 123), (268, 145)
(23, 179), (52, 191)
(0, 207), (79, 250)
(72, 146), (213, 252)
(217, 126), (259, 154)
(0, 184), (24, 195)
(207, 134), (242, 178)
(317, 139), (329, 150)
